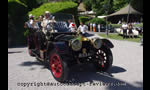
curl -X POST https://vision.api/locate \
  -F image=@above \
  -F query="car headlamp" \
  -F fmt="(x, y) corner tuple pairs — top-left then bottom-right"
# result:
(82, 37), (88, 41)
(91, 38), (102, 49)
(71, 39), (82, 51)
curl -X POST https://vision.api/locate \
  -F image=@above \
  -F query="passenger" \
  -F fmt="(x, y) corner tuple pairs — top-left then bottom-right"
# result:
(68, 19), (76, 32)
(37, 15), (44, 30)
(41, 11), (56, 34)
(24, 14), (34, 31)
(78, 22), (88, 36)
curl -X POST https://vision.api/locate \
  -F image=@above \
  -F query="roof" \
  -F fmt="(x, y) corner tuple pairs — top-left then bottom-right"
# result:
(107, 4), (143, 17)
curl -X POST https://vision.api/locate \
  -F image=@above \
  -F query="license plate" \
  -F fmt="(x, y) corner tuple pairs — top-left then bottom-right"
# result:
(79, 53), (91, 58)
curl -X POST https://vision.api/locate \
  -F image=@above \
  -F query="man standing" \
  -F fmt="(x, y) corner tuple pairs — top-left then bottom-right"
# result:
(122, 22), (128, 39)
(98, 24), (101, 32)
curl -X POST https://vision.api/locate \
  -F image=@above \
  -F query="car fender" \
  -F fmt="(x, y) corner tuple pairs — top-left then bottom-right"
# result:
(101, 39), (114, 48)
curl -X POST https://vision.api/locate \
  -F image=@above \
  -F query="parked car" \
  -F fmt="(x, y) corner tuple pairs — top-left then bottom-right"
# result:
(100, 25), (115, 33)
(116, 28), (139, 36)
(27, 14), (114, 82)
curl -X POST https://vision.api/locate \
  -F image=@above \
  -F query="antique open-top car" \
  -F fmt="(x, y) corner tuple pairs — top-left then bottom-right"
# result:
(27, 13), (114, 82)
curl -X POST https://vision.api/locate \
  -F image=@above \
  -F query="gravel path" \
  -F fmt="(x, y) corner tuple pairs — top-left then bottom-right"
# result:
(8, 38), (143, 90)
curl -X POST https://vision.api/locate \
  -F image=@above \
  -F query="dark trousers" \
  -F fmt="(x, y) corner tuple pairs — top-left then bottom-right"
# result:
(123, 29), (127, 39)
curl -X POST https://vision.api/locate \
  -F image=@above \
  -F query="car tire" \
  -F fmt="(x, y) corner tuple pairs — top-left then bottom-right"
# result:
(94, 46), (113, 72)
(49, 50), (69, 82)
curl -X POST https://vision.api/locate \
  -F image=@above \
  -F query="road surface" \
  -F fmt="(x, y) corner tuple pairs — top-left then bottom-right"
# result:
(8, 38), (143, 90)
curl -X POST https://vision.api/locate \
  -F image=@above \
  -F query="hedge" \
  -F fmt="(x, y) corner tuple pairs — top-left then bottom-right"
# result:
(28, 2), (78, 18)
(85, 18), (106, 25)
(111, 24), (122, 28)
(28, 1), (78, 25)
(111, 23), (143, 28)
(79, 16), (90, 24)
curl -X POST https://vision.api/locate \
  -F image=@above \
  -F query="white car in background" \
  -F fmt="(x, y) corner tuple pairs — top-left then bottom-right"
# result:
(115, 28), (139, 36)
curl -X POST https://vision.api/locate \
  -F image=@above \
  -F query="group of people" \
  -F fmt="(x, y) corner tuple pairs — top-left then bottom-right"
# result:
(24, 11), (89, 37)
(121, 22), (134, 39)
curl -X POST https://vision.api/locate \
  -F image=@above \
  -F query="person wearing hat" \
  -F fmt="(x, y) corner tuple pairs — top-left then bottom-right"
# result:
(24, 14), (34, 29)
(41, 11), (56, 35)
(24, 14), (37, 50)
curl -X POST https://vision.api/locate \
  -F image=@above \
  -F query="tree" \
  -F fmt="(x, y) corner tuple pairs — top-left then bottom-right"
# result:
(113, 0), (129, 12)
(131, 0), (143, 13)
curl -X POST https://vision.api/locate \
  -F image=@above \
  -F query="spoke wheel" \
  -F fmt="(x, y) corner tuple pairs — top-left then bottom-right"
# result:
(49, 50), (69, 82)
(50, 54), (62, 78)
(94, 46), (113, 72)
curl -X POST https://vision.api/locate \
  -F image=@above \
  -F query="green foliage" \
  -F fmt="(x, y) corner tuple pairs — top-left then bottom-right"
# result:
(99, 33), (141, 43)
(111, 23), (143, 29)
(133, 23), (143, 27)
(86, 18), (106, 25)
(28, 1), (78, 18)
(131, 0), (143, 13)
(24, 29), (29, 37)
(82, 0), (130, 16)
(111, 24), (122, 28)
(8, 0), (28, 46)
(82, 0), (92, 11)
(79, 16), (90, 24)
(113, 0), (129, 12)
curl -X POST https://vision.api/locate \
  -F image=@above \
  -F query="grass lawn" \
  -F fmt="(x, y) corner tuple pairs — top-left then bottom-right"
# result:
(99, 33), (142, 43)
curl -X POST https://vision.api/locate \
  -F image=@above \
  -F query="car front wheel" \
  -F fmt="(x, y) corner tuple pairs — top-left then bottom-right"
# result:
(49, 50), (69, 82)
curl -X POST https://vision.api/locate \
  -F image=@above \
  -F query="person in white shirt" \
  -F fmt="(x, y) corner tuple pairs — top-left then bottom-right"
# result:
(98, 24), (101, 32)
(24, 14), (34, 29)
(68, 19), (76, 32)
(122, 22), (128, 39)
(78, 22), (88, 36)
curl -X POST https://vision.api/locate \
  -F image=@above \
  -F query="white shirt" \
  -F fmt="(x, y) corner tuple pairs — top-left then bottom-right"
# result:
(78, 25), (87, 34)
(69, 22), (76, 32)
(98, 24), (101, 28)
(93, 23), (96, 27)
(122, 24), (128, 29)
(41, 18), (50, 28)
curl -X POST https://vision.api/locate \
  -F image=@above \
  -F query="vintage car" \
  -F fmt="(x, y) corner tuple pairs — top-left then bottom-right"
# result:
(27, 13), (114, 82)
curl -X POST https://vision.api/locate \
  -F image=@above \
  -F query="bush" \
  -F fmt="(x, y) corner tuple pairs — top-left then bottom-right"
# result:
(111, 24), (122, 28)
(82, 0), (92, 11)
(111, 23), (143, 29)
(28, 1), (78, 25)
(28, 2), (78, 18)
(133, 23), (143, 27)
(85, 18), (106, 25)
(79, 16), (90, 24)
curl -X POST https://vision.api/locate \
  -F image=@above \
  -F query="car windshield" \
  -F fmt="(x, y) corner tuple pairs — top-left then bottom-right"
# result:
(53, 21), (70, 32)
(52, 13), (75, 32)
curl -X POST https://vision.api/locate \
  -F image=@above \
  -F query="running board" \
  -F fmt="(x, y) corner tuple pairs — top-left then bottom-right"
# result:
(31, 51), (45, 62)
